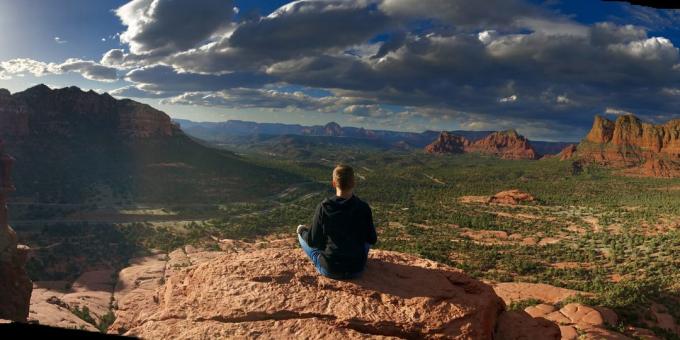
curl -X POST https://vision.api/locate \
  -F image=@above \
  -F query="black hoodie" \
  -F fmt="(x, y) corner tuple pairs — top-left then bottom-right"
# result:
(303, 195), (377, 274)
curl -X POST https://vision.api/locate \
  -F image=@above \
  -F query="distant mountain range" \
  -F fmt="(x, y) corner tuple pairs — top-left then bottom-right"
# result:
(174, 119), (571, 156)
(0, 85), (297, 203)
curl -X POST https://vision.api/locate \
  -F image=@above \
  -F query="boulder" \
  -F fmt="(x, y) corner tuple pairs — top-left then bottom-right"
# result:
(494, 310), (560, 340)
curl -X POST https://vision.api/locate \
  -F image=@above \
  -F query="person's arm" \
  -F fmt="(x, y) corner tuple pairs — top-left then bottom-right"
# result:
(304, 203), (326, 248)
(366, 205), (377, 245)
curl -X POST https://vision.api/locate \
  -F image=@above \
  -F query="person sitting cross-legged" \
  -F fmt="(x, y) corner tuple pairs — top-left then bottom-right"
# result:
(297, 164), (377, 280)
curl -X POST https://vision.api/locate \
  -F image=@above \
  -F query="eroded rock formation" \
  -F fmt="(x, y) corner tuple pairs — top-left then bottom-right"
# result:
(424, 131), (470, 154)
(0, 84), (177, 139)
(577, 114), (680, 177)
(557, 144), (577, 161)
(0, 140), (32, 322)
(466, 130), (539, 160)
(425, 130), (539, 160)
(110, 241), (505, 339)
(488, 189), (536, 205)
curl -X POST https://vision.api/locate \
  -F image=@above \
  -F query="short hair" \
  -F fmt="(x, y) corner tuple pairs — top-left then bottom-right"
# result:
(333, 164), (355, 191)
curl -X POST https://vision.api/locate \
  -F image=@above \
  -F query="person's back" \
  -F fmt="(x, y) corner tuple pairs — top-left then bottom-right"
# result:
(297, 164), (377, 279)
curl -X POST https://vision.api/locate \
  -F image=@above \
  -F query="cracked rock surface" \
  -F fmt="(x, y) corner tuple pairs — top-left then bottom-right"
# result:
(109, 241), (504, 339)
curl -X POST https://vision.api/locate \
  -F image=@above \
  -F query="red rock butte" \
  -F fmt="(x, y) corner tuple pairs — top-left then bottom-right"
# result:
(425, 130), (539, 160)
(0, 85), (178, 139)
(576, 114), (680, 177)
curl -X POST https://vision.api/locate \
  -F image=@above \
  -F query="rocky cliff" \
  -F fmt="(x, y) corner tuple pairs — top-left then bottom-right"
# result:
(425, 130), (539, 160)
(577, 114), (680, 177)
(0, 140), (32, 322)
(0, 84), (177, 139)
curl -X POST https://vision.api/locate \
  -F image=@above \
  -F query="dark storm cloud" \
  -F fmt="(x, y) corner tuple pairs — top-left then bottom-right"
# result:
(116, 0), (235, 56)
(261, 20), (680, 133)
(160, 88), (348, 111)
(164, 0), (394, 75)
(124, 65), (273, 92)
(229, 1), (392, 59)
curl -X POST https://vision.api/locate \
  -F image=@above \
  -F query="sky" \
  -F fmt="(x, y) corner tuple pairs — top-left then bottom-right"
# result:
(2, 0), (680, 141)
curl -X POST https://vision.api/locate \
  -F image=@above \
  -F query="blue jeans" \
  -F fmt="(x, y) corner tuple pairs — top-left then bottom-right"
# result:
(298, 233), (370, 280)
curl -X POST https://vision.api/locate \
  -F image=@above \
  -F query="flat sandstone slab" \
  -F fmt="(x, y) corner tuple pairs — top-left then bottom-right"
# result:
(110, 246), (504, 339)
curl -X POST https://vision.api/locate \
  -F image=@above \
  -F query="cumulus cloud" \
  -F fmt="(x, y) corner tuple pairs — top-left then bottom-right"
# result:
(86, 1), (680, 137)
(59, 59), (119, 82)
(101, 49), (126, 66)
(124, 65), (272, 92)
(116, 0), (235, 56)
(0, 58), (61, 77)
(0, 58), (118, 82)
(161, 88), (342, 112)
(109, 85), (169, 98)
(6, 0), (680, 139)
(556, 95), (573, 105)
(499, 95), (518, 103)
(229, 1), (391, 58)
(608, 37), (679, 61)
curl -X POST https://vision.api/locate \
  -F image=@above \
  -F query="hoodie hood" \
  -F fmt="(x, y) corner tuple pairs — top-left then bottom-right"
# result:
(321, 195), (358, 215)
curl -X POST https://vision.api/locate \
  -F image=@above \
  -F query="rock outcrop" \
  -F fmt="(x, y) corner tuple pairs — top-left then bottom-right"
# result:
(577, 114), (680, 177)
(557, 144), (577, 161)
(0, 140), (32, 322)
(28, 282), (98, 332)
(424, 131), (470, 154)
(0, 85), (177, 139)
(488, 190), (536, 205)
(524, 303), (638, 340)
(110, 241), (505, 339)
(425, 130), (539, 160)
(492, 283), (667, 340)
(466, 130), (539, 160)
(492, 283), (582, 305)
